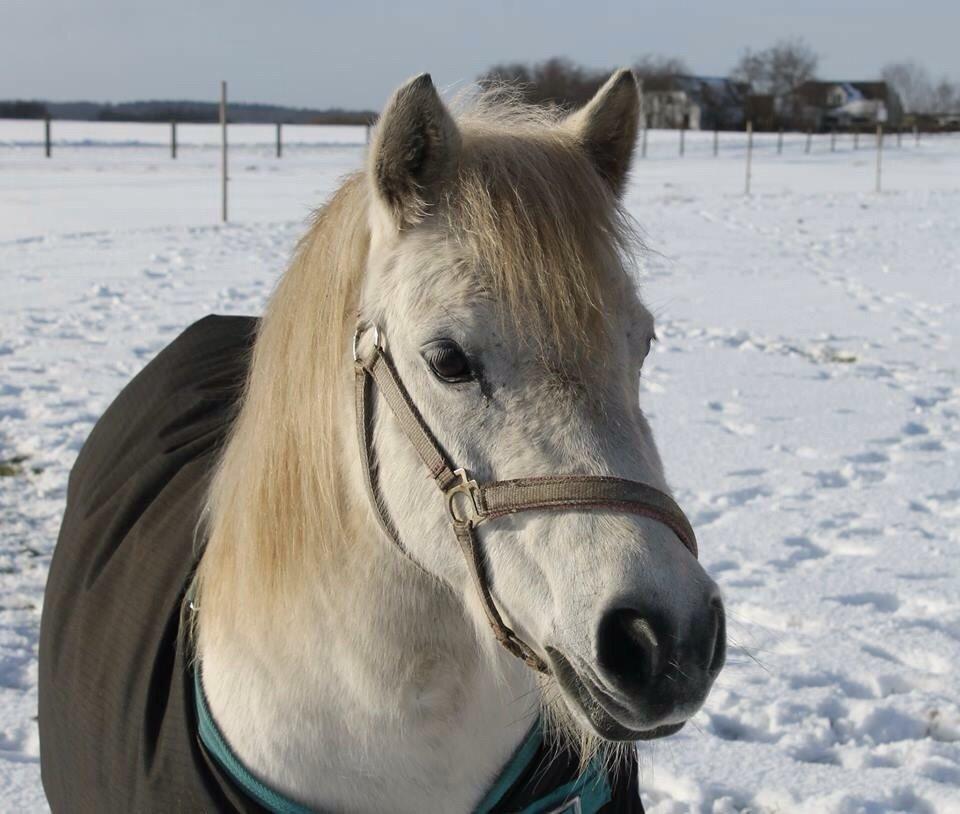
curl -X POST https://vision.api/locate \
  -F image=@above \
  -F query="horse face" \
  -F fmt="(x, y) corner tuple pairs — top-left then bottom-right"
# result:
(360, 73), (724, 742)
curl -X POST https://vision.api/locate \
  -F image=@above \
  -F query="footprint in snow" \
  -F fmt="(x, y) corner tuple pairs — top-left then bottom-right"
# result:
(845, 450), (888, 465)
(719, 420), (756, 437)
(771, 536), (828, 568)
(787, 670), (872, 699)
(828, 592), (900, 613)
(714, 485), (771, 507)
(860, 643), (902, 665)
(809, 469), (849, 489)
(909, 438), (945, 453)
(706, 400), (742, 414)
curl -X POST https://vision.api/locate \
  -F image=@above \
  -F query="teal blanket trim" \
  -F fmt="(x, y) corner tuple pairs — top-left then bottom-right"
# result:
(195, 664), (608, 814)
(194, 667), (317, 814)
(472, 723), (611, 814)
(473, 723), (543, 813)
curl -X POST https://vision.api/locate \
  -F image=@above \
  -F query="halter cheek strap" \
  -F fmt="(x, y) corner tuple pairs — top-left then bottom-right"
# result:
(353, 326), (698, 675)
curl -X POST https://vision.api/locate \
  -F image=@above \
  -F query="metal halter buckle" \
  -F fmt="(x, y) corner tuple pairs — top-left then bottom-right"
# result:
(446, 468), (484, 527)
(352, 324), (382, 364)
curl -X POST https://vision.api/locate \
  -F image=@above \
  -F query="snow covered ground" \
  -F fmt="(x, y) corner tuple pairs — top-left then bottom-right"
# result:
(1, 123), (958, 812)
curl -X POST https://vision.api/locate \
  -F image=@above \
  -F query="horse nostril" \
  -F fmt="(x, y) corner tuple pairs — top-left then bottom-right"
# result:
(596, 607), (670, 691)
(708, 597), (727, 677)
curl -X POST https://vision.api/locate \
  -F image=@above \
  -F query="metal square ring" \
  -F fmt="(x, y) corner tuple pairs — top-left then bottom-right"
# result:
(446, 468), (484, 526)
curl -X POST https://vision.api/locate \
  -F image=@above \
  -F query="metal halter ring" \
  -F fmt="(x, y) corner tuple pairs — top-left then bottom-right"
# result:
(446, 468), (485, 527)
(352, 324), (382, 363)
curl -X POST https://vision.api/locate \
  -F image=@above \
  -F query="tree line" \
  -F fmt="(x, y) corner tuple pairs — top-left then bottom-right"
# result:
(0, 99), (378, 125)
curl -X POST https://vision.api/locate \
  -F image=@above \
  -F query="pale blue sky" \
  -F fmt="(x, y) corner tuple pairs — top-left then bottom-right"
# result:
(2, 0), (956, 109)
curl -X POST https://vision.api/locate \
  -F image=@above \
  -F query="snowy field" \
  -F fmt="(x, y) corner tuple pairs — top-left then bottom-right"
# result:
(1, 123), (958, 812)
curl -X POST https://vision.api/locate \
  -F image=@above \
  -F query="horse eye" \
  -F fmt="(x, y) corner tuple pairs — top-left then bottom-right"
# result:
(423, 340), (473, 383)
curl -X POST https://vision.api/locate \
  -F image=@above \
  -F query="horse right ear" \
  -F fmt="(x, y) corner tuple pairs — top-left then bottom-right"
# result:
(369, 74), (461, 229)
(565, 69), (640, 197)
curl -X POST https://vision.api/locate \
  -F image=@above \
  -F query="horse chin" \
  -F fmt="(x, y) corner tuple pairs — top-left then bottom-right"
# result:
(545, 647), (687, 743)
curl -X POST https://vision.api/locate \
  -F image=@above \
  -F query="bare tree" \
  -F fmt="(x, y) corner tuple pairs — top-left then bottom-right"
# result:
(731, 38), (818, 94)
(731, 38), (818, 125)
(730, 49), (768, 91)
(478, 57), (608, 108)
(480, 55), (690, 109)
(481, 62), (533, 87)
(930, 77), (958, 113)
(882, 61), (933, 113)
(632, 54), (690, 82)
(766, 38), (819, 98)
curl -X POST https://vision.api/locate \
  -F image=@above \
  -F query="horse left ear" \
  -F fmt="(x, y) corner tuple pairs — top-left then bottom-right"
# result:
(369, 73), (461, 229)
(566, 69), (640, 197)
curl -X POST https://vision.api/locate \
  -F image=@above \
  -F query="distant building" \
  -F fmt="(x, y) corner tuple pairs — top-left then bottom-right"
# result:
(795, 81), (903, 130)
(640, 76), (906, 132)
(642, 87), (699, 130)
(641, 76), (749, 130)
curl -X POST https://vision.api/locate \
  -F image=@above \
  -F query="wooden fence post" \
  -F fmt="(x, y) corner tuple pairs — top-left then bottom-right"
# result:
(875, 124), (883, 193)
(220, 81), (228, 223)
(854, 128), (859, 150)
(641, 124), (648, 158)
(713, 128), (718, 157)
(679, 125), (685, 157)
(45, 116), (51, 158)
(171, 121), (177, 159)
(805, 129), (812, 154)
(276, 122), (282, 158)
(745, 121), (753, 195)
(777, 128), (783, 154)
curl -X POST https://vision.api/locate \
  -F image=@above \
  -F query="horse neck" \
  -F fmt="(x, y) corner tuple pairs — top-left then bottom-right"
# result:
(197, 411), (539, 813)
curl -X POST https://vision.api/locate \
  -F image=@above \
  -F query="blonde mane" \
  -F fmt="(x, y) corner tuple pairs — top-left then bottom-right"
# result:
(194, 93), (639, 639)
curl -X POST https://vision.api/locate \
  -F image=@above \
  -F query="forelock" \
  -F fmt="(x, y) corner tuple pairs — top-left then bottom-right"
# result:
(440, 93), (641, 363)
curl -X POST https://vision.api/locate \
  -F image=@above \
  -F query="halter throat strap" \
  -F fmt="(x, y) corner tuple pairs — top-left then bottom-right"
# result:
(353, 327), (698, 675)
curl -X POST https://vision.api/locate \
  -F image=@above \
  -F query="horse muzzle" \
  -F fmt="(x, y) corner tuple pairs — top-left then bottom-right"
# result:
(546, 591), (726, 742)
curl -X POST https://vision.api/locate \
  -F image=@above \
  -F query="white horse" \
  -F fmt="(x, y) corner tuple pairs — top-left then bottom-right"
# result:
(196, 69), (724, 811)
(40, 69), (724, 814)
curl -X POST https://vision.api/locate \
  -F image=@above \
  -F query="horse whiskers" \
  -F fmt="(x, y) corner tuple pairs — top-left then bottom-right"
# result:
(725, 635), (770, 674)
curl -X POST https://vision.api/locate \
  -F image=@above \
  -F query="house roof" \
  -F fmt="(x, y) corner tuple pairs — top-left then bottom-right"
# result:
(796, 80), (893, 106)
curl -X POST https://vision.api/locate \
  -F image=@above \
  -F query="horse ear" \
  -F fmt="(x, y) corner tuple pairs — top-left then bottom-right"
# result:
(566, 69), (640, 197)
(369, 73), (461, 229)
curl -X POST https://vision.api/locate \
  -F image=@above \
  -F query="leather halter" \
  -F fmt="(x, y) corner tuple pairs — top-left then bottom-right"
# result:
(354, 325), (698, 675)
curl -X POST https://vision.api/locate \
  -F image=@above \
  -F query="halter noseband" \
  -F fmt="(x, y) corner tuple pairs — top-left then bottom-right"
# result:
(354, 325), (698, 675)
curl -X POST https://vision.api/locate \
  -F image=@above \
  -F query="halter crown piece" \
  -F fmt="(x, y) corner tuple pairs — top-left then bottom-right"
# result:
(353, 324), (699, 674)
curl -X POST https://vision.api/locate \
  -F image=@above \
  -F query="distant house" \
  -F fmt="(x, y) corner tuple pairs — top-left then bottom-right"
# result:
(641, 76), (749, 130)
(795, 81), (903, 130)
(642, 86), (699, 130)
